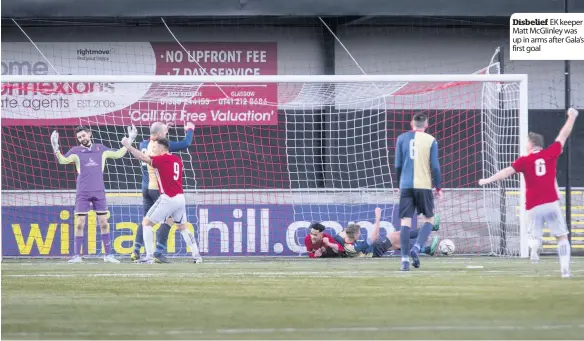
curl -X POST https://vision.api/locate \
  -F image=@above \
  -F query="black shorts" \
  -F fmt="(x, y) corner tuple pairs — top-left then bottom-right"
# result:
(399, 188), (434, 218)
(372, 237), (392, 257)
(142, 188), (161, 214)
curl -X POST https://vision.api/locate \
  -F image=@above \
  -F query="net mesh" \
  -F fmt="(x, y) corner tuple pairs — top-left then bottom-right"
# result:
(1, 74), (524, 258)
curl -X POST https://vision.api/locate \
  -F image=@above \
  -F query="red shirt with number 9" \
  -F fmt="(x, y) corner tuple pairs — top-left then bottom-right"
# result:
(151, 153), (184, 197)
(511, 141), (562, 210)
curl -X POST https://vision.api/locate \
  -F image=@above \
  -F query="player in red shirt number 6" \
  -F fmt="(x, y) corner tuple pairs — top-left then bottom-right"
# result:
(122, 136), (202, 264)
(478, 108), (578, 278)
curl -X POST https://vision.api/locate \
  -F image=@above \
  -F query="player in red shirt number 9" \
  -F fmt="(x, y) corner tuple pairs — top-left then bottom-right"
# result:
(478, 108), (579, 278)
(122, 136), (202, 264)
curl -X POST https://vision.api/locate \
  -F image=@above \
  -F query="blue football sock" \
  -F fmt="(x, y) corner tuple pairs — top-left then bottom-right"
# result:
(133, 225), (144, 253)
(409, 229), (419, 239)
(414, 222), (433, 250)
(409, 238), (420, 252)
(409, 239), (432, 253)
(400, 226), (410, 261)
(155, 223), (172, 255)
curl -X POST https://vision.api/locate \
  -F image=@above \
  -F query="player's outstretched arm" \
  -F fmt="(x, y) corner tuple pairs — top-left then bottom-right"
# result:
(555, 108), (579, 147)
(50, 131), (77, 165)
(122, 126), (151, 165)
(105, 125), (138, 159)
(349, 208), (383, 254)
(103, 146), (129, 160)
(122, 138), (152, 165)
(322, 234), (344, 254)
(367, 207), (383, 245)
(478, 167), (516, 186)
(169, 122), (195, 152)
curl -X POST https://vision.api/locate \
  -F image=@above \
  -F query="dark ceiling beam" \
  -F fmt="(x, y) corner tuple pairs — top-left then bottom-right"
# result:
(339, 16), (375, 26)
(1, 0), (574, 19)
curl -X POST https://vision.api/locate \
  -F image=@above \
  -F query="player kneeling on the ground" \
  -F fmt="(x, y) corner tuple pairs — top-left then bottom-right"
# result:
(305, 222), (344, 258)
(479, 108), (578, 278)
(122, 137), (202, 264)
(333, 208), (439, 258)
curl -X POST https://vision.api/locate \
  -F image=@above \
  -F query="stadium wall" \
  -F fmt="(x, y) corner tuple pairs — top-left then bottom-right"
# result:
(2, 25), (584, 109)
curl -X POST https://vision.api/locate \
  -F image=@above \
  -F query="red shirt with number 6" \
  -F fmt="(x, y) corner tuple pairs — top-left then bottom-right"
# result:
(511, 141), (562, 210)
(151, 153), (184, 197)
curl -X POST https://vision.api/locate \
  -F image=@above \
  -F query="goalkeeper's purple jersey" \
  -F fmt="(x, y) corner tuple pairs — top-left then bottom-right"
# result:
(64, 144), (112, 193)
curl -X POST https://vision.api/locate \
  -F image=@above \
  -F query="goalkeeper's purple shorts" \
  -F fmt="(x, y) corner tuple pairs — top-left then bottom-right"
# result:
(75, 190), (108, 215)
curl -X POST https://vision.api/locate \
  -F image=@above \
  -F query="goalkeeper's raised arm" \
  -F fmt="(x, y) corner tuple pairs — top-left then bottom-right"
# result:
(51, 130), (78, 165)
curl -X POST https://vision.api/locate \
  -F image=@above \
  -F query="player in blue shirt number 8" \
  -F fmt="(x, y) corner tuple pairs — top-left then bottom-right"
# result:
(130, 122), (194, 263)
(395, 113), (442, 271)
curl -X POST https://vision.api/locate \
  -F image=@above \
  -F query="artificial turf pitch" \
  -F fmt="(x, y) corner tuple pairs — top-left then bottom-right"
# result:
(1, 257), (583, 340)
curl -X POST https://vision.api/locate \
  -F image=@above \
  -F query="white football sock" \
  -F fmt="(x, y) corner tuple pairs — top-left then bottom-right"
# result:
(180, 229), (201, 258)
(529, 237), (541, 258)
(142, 224), (154, 257)
(557, 239), (571, 270)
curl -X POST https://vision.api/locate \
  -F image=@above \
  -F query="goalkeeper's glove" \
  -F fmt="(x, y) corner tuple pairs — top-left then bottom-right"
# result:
(50, 131), (60, 153)
(568, 107), (579, 118)
(127, 125), (138, 144)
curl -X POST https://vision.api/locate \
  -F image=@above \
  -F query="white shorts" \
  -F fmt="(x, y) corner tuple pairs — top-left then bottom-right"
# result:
(145, 194), (187, 224)
(528, 201), (568, 238)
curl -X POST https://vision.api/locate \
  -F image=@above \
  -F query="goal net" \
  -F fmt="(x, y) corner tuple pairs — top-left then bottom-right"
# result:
(1, 64), (527, 259)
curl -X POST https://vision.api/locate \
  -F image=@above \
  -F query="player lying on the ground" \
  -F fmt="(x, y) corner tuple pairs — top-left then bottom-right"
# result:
(51, 125), (137, 263)
(305, 222), (344, 258)
(333, 208), (439, 258)
(130, 122), (195, 264)
(395, 113), (442, 271)
(479, 108), (578, 278)
(122, 137), (202, 264)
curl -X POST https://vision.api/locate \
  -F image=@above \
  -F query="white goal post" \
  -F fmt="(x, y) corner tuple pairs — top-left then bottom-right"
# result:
(1, 74), (529, 258)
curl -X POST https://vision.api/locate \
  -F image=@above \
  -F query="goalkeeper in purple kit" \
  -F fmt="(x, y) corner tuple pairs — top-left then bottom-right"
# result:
(51, 125), (137, 263)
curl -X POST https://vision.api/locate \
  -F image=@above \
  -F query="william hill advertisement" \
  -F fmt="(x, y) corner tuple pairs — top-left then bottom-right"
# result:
(1, 204), (400, 257)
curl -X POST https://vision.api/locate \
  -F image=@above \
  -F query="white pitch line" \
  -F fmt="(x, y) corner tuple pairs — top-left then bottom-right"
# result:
(215, 324), (583, 334)
(4, 269), (582, 279)
(4, 258), (583, 265)
(4, 324), (584, 337)
(3, 273), (166, 278)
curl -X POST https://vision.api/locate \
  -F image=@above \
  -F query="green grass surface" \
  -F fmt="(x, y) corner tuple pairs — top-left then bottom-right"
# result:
(2, 257), (583, 340)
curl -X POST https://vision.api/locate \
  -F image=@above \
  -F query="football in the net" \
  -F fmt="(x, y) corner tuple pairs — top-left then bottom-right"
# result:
(439, 239), (455, 255)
